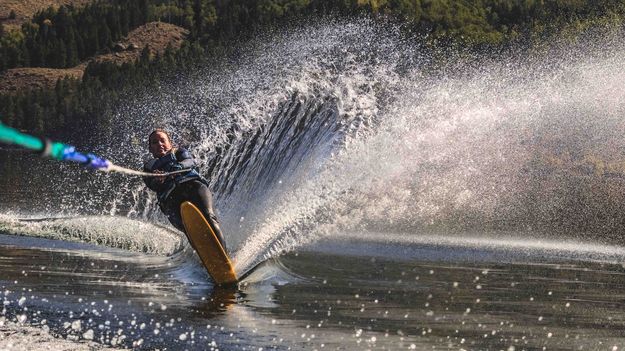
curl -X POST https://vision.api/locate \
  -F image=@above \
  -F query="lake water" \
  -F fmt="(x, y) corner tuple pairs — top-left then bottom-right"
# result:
(3, 18), (625, 350)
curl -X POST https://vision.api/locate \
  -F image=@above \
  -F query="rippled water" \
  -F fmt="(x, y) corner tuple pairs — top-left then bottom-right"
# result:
(2, 230), (625, 350)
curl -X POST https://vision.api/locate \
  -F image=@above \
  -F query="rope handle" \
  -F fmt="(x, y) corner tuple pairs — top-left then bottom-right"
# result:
(105, 165), (193, 177)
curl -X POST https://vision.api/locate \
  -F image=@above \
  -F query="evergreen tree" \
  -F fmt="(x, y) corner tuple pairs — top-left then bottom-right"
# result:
(0, 95), (15, 126)
(98, 19), (113, 49)
(65, 29), (79, 66)
(54, 39), (68, 68)
(193, 0), (204, 37)
(120, 9), (130, 35)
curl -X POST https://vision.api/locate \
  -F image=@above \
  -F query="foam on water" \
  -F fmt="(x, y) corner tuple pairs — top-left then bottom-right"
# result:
(308, 231), (625, 264)
(0, 214), (182, 255)
(0, 320), (126, 351)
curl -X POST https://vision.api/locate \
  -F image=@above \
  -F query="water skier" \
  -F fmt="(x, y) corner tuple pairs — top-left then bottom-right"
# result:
(143, 129), (227, 250)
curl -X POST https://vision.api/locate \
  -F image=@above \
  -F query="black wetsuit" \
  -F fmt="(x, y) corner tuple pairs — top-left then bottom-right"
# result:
(143, 148), (226, 250)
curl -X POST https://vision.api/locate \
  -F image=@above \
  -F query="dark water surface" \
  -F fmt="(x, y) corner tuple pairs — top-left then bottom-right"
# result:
(2, 232), (625, 350)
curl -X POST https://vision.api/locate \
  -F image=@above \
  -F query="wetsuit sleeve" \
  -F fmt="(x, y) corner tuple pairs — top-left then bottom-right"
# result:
(176, 148), (197, 169)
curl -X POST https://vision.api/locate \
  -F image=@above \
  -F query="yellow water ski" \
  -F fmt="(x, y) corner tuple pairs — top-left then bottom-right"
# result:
(180, 201), (237, 285)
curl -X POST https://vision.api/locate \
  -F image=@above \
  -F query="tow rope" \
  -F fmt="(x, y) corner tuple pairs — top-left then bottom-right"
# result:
(0, 122), (187, 178)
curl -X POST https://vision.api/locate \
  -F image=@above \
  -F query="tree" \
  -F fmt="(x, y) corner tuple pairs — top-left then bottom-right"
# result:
(98, 20), (113, 49)
(52, 38), (68, 67)
(388, 0), (422, 22)
(65, 28), (79, 66)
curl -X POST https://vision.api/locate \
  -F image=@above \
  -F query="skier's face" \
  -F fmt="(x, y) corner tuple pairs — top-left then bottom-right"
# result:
(149, 131), (172, 158)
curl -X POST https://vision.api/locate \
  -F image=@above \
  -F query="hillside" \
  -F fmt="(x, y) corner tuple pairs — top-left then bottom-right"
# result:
(0, 0), (93, 30)
(92, 22), (188, 65)
(3, 0), (625, 137)
(0, 21), (188, 94)
(0, 65), (85, 93)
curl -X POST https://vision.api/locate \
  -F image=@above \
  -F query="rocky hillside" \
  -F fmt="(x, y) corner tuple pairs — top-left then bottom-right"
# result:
(0, 0), (93, 30)
(0, 22), (188, 94)
(92, 22), (188, 65)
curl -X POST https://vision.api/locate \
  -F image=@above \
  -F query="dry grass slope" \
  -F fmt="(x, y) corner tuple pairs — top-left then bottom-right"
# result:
(0, 0), (93, 30)
(0, 22), (189, 94)
(0, 66), (85, 94)
(93, 22), (189, 65)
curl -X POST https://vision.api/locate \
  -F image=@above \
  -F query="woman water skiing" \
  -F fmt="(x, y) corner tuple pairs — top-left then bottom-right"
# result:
(143, 129), (227, 250)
